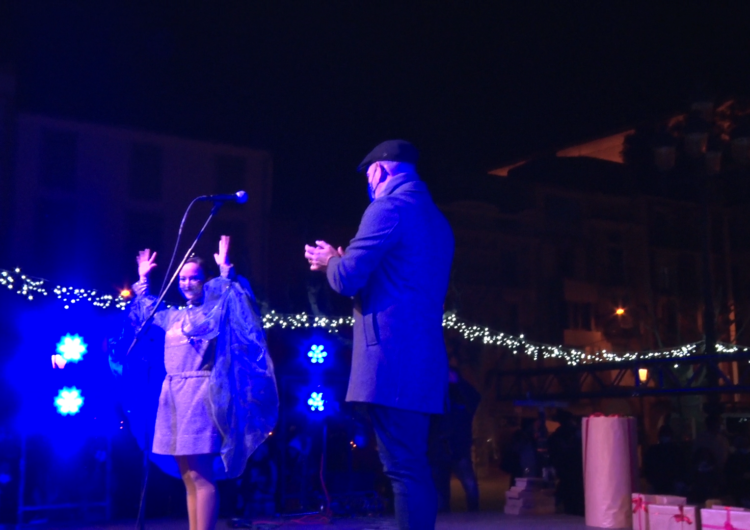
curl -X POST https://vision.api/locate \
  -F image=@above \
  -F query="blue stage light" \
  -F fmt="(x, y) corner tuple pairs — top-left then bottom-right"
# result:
(54, 387), (84, 416)
(307, 344), (328, 364)
(307, 391), (325, 412)
(56, 334), (87, 363)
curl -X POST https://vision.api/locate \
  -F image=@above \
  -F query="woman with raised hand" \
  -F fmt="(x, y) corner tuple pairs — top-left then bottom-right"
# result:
(131, 236), (278, 530)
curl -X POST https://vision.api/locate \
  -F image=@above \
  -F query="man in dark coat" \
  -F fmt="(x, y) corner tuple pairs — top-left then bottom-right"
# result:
(305, 139), (455, 529)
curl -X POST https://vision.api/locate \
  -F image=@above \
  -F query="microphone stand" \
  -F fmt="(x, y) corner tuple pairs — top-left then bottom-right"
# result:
(127, 201), (224, 530)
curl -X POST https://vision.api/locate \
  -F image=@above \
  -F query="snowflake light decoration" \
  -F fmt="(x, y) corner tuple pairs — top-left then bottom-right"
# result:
(54, 387), (84, 416)
(56, 334), (87, 363)
(307, 392), (325, 412)
(307, 344), (328, 364)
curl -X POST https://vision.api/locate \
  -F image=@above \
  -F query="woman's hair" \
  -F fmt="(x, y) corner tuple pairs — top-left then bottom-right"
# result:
(182, 256), (212, 279)
(185, 256), (206, 271)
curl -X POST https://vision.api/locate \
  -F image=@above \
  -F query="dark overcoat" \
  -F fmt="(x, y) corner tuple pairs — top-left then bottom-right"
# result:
(327, 172), (454, 414)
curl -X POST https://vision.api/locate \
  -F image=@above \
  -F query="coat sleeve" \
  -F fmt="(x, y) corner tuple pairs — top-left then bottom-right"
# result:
(326, 198), (400, 297)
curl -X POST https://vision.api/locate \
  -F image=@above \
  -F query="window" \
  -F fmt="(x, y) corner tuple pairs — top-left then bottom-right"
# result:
(498, 251), (518, 287)
(128, 143), (163, 201)
(604, 247), (626, 286)
(40, 128), (77, 191)
(507, 304), (520, 335)
(558, 248), (576, 279)
(215, 154), (246, 194)
(125, 211), (163, 261)
(35, 198), (77, 273)
(544, 194), (582, 230)
(567, 302), (592, 331)
(677, 255), (698, 295)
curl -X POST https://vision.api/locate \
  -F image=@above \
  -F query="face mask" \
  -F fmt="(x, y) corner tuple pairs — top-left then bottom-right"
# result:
(367, 165), (386, 202)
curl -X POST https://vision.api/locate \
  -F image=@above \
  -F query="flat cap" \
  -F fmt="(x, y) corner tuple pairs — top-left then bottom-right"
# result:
(357, 139), (419, 172)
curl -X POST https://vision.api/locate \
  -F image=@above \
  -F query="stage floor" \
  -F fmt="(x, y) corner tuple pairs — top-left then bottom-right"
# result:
(6, 513), (590, 529)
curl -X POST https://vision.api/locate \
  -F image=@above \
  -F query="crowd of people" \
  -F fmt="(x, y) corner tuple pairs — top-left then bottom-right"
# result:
(643, 414), (750, 507)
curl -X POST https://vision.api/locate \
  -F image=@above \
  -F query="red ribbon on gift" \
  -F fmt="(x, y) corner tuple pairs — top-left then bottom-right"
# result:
(632, 496), (649, 530)
(703, 507), (739, 530)
(671, 506), (693, 527)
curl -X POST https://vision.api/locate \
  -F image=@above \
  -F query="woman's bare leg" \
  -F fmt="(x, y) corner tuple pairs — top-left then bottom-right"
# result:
(177, 456), (198, 530)
(182, 454), (218, 530)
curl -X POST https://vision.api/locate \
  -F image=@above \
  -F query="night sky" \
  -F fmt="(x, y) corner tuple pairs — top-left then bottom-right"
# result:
(5, 2), (750, 226)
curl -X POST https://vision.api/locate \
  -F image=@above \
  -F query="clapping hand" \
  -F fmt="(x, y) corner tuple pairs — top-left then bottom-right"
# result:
(137, 249), (157, 281)
(304, 240), (344, 272)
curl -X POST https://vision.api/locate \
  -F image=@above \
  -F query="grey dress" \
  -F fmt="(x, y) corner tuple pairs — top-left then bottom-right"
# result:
(129, 274), (278, 478)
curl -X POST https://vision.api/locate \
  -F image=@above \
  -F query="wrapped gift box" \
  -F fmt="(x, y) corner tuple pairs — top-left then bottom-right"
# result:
(504, 477), (555, 516)
(701, 507), (750, 530)
(648, 504), (698, 530)
(632, 494), (656, 530)
(652, 496), (688, 506)
(632, 493), (689, 530)
(584, 415), (638, 528)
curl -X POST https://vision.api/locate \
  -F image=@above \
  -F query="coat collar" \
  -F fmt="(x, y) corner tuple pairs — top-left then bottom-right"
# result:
(380, 171), (426, 198)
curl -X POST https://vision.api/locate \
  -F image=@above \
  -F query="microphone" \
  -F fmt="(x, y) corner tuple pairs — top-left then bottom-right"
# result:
(197, 191), (248, 204)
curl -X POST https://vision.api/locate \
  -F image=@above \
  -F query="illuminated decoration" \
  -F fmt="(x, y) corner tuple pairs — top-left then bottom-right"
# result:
(5, 267), (750, 367)
(307, 344), (328, 364)
(638, 368), (649, 383)
(615, 308), (626, 316)
(56, 334), (87, 363)
(51, 354), (67, 370)
(307, 392), (325, 412)
(263, 311), (354, 331)
(120, 288), (132, 299)
(1, 268), (129, 310)
(54, 387), (84, 416)
(440, 313), (712, 366)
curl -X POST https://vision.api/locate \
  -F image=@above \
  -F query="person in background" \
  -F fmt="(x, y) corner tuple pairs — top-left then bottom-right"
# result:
(548, 411), (584, 515)
(431, 368), (481, 512)
(642, 424), (688, 495)
(726, 433), (750, 508)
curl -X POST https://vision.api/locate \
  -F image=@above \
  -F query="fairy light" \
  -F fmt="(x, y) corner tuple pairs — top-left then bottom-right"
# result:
(4, 268), (750, 367)
(2, 268), (130, 310)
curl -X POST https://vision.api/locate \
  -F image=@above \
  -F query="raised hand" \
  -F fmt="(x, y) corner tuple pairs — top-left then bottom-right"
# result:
(137, 249), (157, 281)
(214, 235), (231, 267)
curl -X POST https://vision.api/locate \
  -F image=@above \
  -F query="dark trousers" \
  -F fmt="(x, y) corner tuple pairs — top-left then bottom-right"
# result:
(434, 456), (479, 512)
(368, 404), (437, 530)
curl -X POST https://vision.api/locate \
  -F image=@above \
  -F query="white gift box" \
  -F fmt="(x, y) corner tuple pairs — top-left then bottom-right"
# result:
(632, 494), (690, 530)
(632, 494), (656, 530)
(648, 504), (698, 530)
(652, 496), (688, 506)
(701, 507), (750, 530)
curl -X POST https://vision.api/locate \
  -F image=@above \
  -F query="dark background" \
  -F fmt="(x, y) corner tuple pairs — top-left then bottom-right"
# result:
(4, 2), (750, 227)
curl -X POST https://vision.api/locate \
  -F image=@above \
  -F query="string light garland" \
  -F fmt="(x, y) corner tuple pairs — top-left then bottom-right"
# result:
(3, 267), (749, 366)
(1, 268), (129, 310)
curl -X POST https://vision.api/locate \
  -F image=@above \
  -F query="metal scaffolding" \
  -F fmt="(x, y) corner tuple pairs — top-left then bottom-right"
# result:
(486, 348), (750, 401)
